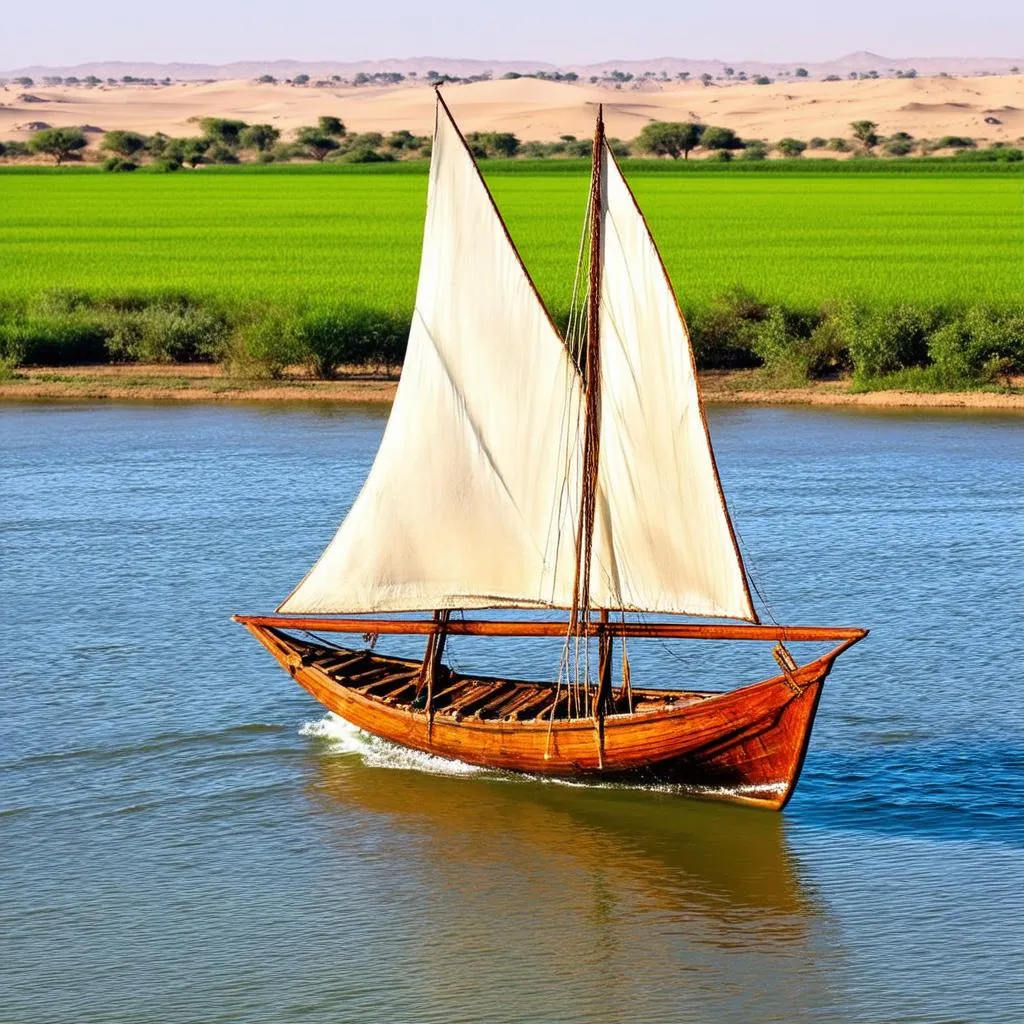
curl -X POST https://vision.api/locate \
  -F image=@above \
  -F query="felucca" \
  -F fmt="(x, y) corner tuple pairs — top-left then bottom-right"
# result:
(236, 93), (866, 810)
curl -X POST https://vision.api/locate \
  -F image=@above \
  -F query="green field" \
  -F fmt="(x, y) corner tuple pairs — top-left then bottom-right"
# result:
(2, 165), (1021, 313)
(1, 164), (1022, 387)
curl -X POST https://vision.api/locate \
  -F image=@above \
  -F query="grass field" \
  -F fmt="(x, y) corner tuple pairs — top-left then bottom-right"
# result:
(2, 165), (1021, 314)
(1, 164), (1022, 387)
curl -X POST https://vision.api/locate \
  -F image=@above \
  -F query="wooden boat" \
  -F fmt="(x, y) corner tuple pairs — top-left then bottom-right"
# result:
(237, 93), (866, 810)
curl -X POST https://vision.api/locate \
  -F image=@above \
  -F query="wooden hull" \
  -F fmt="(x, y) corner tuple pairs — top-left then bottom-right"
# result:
(242, 623), (853, 810)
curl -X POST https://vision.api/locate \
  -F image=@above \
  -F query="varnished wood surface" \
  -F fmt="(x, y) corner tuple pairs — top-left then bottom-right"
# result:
(241, 622), (864, 810)
(235, 613), (866, 645)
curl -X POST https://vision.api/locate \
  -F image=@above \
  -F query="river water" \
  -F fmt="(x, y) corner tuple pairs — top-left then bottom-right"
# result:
(2, 401), (1022, 1023)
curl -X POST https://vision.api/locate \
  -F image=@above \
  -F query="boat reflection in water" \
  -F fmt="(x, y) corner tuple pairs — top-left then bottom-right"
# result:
(301, 720), (842, 1023)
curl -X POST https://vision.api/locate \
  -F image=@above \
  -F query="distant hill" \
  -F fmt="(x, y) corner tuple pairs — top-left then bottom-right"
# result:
(3, 52), (1023, 81)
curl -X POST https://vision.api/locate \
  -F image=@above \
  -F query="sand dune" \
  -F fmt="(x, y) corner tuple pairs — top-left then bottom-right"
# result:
(2, 74), (1023, 145)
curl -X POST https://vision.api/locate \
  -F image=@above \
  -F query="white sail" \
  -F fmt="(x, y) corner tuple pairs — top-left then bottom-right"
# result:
(587, 143), (757, 622)
(279, 99), (584, 614)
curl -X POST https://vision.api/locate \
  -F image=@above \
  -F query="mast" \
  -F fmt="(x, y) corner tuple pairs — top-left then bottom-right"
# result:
(570, 106), (605, 633)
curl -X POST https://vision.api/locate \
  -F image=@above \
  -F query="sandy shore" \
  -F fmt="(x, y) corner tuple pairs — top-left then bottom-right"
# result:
(2, 74), (1023, 147)
(2, 364), (1022, 412)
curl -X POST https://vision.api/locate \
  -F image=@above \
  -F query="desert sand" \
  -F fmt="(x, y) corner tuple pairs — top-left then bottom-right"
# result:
(2, 74), (1023, 146)
(3, 364), (1021, 412)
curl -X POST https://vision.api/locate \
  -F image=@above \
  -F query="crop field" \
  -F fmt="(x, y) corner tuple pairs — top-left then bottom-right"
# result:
(2, 165), (1022, 316)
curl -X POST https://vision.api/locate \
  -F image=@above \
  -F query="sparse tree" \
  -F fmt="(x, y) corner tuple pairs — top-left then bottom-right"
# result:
(29, 126), (87, 165)
(851, 120), (879, 151)
(295, 126), (339, 161)
(723, 67), (734, 78)
(166, 136), (211, 168)
(464, 131), (520, 158)
(146, 132), (172, 156)
(317, 115), (346, 137)
(700, 72), (713, 85)
(809, 137), (827, 149)
(101, 130), (148, 158)
(827, 137), (851, 152)
(677, 71), (690, 81)
(199, 118), (249, 147)
(775, 137), (807, 157)
(634, 120), (704, 160)
(239, 124), (281, 152)
(700, 125), (744, 150)
(14, 76), (34, 87)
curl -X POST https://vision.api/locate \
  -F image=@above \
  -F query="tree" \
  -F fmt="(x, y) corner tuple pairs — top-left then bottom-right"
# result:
(850, 120), (879, 151)
(775, 137), (807, 157)
(101, 130), (148, 158)
(15, 76), (34, 87)
(239, 124), (281, 152)
(257, 74), (276, 84)
(296, 126), (339, 161)
(795, 67), (809, 77)
(199, 118), (248, 147)
(753, 75), (772, 85)
(677, 71), (690, 81)
(293, 74), (310, 85)
(147, 132), (172, 156)
(317, 115), (346, 137)
(827, 137), (851, 152)
(700, 125), (744, 150)
(723, 67), (734, 77)
(634, 121), (704, 160)
(740, 140), (768, 161)
(29, 126), (87, 165)
(165, 136), (211, 167)
(385, 129), (420, 151)
(465, 131), (520, 158)
(700, 72), (713, 85)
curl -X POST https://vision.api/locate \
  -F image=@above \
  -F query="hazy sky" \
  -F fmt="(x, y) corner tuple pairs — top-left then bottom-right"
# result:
(4, 0), (1023, 69)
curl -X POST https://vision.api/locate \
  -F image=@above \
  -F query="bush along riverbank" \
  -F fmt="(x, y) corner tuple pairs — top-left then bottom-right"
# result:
(1, 288), (1022, 393)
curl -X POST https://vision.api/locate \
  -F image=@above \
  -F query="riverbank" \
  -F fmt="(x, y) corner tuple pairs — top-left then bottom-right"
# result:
(4, 363), (1022, 410)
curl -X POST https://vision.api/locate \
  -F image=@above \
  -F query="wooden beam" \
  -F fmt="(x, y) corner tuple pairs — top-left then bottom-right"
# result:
(235, 614), (867, 644)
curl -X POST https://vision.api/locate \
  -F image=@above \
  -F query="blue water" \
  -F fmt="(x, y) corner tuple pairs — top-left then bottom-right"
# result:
(2, 401), (1022, 1023)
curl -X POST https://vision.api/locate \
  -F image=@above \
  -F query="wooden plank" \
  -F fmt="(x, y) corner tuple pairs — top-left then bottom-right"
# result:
(235, 614), (867, 644)
(443, 683), (499, 718)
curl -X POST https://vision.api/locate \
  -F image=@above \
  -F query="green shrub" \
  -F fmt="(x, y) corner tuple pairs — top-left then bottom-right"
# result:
(883, 139), (914, 157)
(105, 304), (229, 362)
(688, 288), (767, 369)
(227, 310), (303, 378)
(0, 313), (109, 365)
(839, 303), (938, 379)
(101, 156), (139, 172)
(150, 158), (181, 172)
(927, 307), (1024, 386)
(293, 304), (408, 377)
(749, 305), (830, 383)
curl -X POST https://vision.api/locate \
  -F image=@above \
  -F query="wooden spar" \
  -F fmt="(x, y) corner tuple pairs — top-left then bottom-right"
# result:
(569, 105), (605, 631)
(234, 614), (867, 645)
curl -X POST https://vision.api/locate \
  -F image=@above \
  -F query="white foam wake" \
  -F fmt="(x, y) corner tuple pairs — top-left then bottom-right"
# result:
(299, 713), (486, 777)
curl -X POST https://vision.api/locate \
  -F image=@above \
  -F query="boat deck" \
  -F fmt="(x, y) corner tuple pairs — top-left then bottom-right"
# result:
(290, 634), (709, 722)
